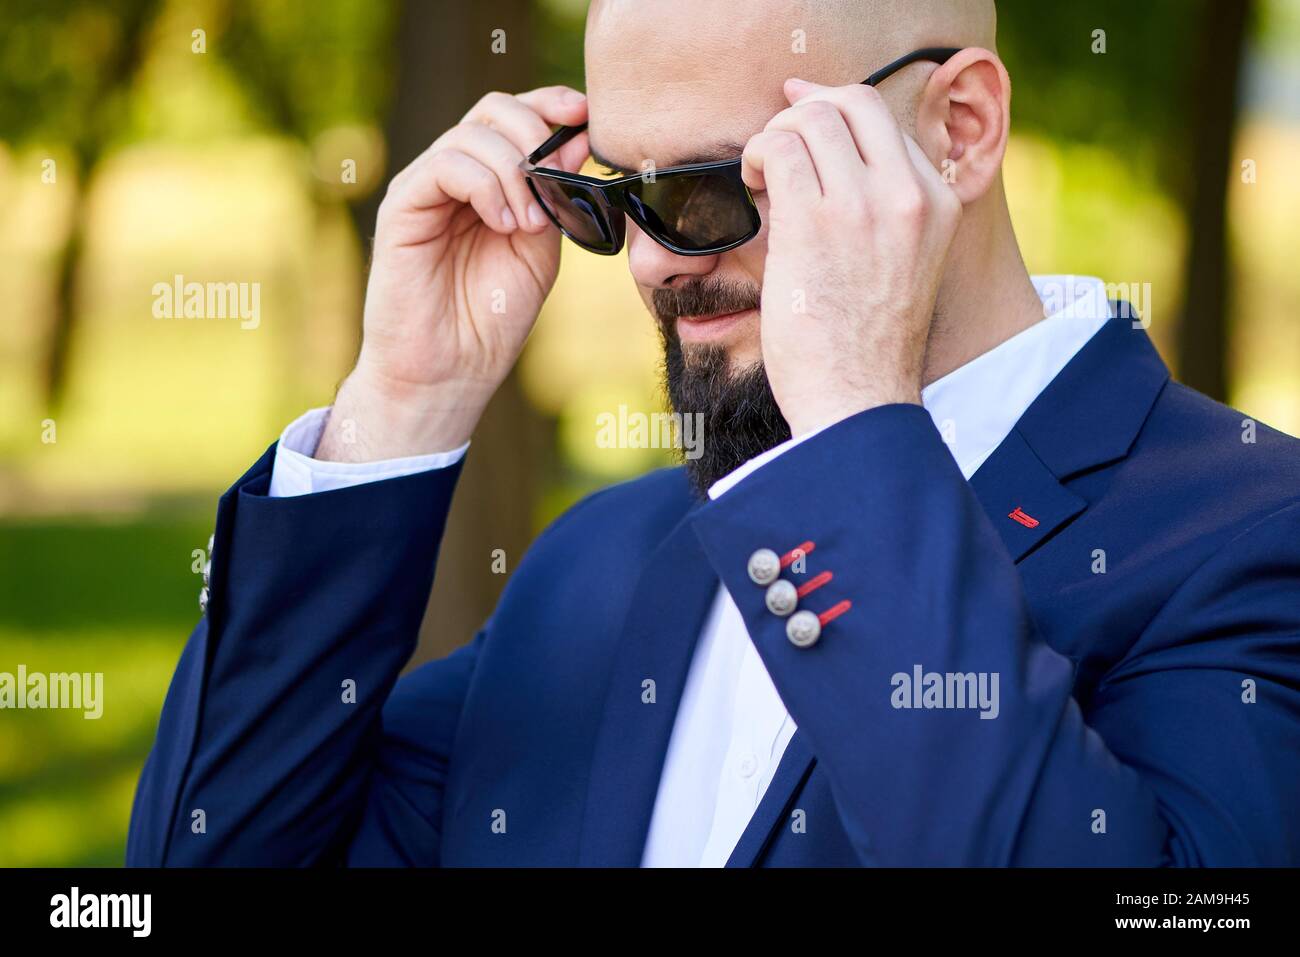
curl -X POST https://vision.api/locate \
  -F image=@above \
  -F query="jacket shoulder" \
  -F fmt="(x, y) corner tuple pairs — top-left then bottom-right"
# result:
(1153, 380), (1300, 473)
(1126, 379), (1300, 532)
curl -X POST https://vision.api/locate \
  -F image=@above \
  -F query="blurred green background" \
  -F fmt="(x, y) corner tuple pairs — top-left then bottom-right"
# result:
(1, 0), (1297, 866)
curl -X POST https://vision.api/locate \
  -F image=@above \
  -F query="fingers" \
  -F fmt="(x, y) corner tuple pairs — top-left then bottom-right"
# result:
(428, 124), (543, 229)
(745, 78), (958, 224)
(513, 85), (589, 127)
(761, 99), (865, 194)
(902, 133), (962, 221)
(553, 128), (591, 174)
(464, 87), (585, 157)
(484, 86), (589, 172)
(742, 129), (821, 207)
(901, 133), (944, 191)
(382, 85), (588, 236)
(384, 140), (530, 235)
(402, 149), (520, 235)
(784, 78), (912, 176)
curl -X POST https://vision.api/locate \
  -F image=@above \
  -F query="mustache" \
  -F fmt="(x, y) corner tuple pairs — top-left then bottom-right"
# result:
(651, 277), (761, 327)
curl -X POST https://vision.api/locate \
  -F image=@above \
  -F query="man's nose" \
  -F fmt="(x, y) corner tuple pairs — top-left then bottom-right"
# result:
(625, 220), (721, 289)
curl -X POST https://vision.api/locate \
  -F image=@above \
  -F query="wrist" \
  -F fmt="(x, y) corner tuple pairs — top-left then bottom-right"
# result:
(784, 386), (922, 437)
(316, 367), (487, 462)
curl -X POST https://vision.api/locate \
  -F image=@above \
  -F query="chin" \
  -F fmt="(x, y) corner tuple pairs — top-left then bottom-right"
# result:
(724, 343), (764, 375)
(679, 339), (763, 374)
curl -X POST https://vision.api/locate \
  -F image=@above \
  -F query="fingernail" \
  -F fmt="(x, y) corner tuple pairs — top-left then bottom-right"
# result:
(501, 208), (517, 229)
(564, 89), (586, 104)
(529, 203), (549, 228)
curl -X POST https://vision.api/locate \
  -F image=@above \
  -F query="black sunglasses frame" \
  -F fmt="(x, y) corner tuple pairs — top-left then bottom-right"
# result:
(520, 46), (962, 257)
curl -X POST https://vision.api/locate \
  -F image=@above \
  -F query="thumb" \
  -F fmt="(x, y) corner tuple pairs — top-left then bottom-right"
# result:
(784, 77), (821, 103)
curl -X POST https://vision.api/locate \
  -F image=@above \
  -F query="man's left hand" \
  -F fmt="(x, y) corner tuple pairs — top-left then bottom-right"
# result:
(742, 78), (961, 437)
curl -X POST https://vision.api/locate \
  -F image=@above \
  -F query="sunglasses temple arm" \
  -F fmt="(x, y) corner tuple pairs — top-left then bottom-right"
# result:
(861, 46), (962, 86)
(526, 122), (590, 165)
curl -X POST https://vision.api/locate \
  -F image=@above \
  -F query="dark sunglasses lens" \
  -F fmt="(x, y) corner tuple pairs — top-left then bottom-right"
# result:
(528, 175), (619, 253)
(624, 172), (757, 252)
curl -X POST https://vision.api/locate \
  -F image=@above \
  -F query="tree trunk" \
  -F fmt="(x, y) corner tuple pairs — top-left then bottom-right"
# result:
(1176, 0), (1252, 401)
(361, 0), (544, 665)
(43, 199), (85, 409)
(40, 0), (160, 409)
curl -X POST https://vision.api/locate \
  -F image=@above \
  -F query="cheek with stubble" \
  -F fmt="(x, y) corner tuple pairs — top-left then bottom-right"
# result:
(715, 217), (768, 371)
(719, 312), (763, 371)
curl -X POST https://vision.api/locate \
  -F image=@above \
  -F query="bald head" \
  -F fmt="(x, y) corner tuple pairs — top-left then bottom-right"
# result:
(585, 0), (996, 171)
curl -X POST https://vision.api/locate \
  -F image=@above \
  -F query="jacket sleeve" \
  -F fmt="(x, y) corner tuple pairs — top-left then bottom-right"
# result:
(690, 404), (1300, 866)
(126, 443), (475, 866)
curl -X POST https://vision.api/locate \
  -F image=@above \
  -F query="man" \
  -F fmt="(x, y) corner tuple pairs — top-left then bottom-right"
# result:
(127, 0), (1300, 866)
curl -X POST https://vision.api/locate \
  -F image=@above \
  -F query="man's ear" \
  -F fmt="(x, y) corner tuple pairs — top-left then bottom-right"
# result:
(915, 47), (1010, 205)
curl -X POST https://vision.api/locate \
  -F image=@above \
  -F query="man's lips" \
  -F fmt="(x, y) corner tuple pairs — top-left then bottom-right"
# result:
(675, 307), (758, 343)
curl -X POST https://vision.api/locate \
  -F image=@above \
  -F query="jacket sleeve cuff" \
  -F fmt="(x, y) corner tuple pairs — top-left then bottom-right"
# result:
(269, 406), (470, 498)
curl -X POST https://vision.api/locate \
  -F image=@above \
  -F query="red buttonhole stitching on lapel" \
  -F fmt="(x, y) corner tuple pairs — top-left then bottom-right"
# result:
(1008, 506), (1040, 529)
(781, 541), (816, 567)
(796, 570), (833, 598)
(818, 600), (852, 626)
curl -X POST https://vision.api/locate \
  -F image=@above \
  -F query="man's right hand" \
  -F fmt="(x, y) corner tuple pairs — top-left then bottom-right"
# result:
(316, 86), (590, 462)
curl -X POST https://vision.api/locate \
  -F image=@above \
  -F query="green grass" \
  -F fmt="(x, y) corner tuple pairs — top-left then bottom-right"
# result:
(0, 510), (212, 866)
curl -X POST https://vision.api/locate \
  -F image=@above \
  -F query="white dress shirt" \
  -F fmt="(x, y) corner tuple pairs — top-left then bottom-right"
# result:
(266, 274), (1113, 867)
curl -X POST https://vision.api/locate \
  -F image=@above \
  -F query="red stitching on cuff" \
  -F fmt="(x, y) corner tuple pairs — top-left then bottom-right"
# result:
(781, 541), (816, 567)
(818, 600), (852, 626)
(796, 570), (833, 598)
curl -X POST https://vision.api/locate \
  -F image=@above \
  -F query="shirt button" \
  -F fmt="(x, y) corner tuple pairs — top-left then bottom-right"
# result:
(747, 548), (780, 585)
(738, 754), (758, 778)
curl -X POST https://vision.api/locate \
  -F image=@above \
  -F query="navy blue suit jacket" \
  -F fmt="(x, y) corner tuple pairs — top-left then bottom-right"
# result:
(127, 316), (1300, 866)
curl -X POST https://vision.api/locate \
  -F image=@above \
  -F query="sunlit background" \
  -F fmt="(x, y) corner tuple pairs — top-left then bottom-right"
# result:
(1, 0), (1297, 866)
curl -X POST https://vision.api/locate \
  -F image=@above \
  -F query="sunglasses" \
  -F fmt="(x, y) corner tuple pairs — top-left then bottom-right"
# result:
(520, 47), (960, 257)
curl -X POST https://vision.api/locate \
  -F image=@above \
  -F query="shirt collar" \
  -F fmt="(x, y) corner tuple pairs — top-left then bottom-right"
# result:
(921, 275), (1112, 479)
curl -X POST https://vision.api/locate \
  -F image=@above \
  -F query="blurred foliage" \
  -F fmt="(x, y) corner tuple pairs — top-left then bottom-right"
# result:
(0, 0), (160, 162)
(0, 514), (210, 866)
(219, 0), (396, 139)
(0, 0), (398, 149)
(997, 0), (1212, 195)
(1254, 0), (1300, 50)
(535, 0), (586, 90)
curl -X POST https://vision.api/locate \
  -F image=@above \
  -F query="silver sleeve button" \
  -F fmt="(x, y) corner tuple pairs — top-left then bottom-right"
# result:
(200, 532), (215, 613)
(747, 548), (781, 586)
(786, 610), (821, 648)
(765, 579), (798, 617)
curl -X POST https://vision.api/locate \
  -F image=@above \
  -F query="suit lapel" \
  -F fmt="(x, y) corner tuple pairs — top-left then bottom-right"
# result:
(722, 314), (1171, 867)
(1013, 312), (1170, 480)
(968, 429), (1087, 561)
(577, 503), (720, 866)
(970, 313), (1170, 561)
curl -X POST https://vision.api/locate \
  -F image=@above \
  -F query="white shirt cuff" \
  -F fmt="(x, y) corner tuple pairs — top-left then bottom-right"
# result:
(267, 407), (470, 498)
(706, 423), (831, 500)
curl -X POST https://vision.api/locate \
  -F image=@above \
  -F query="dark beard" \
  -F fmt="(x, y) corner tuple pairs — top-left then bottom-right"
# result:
(654, 277), (792, 499)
